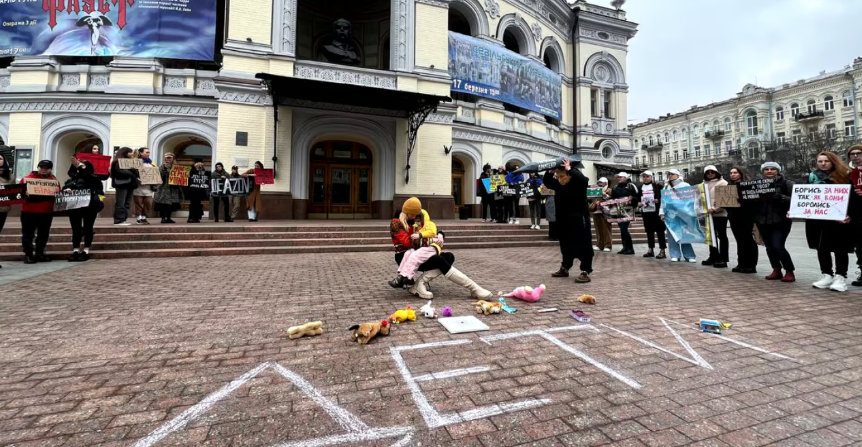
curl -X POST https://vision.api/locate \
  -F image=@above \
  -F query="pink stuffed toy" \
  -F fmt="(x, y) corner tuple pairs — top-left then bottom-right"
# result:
(500, 284), (546, 302)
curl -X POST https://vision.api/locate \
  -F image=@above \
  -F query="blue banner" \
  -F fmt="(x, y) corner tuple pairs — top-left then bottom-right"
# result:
(0, 0), (217, 60)
(661, 186), (707, 244)
(448, 31), (562, 120)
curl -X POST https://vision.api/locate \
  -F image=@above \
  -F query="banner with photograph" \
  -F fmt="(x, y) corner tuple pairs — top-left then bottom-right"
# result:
(0, 0), (217, 60)
(662, 186), (711, 245)
(448, 31), (562, 119)
(601, 197), (635, 223)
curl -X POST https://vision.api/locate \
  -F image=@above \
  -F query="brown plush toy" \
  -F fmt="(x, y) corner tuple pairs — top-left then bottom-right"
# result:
(578, 295), (596, 305)
(348, 320), (391, 345)
(473, 300), (502, 315)
(288, 321), (323, 339)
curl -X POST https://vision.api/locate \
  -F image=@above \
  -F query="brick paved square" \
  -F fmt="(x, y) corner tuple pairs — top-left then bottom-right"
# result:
(1, 244), (861, 446)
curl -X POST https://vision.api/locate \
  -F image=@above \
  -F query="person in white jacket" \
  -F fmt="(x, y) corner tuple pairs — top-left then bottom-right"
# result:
(659, 169), (697, 262)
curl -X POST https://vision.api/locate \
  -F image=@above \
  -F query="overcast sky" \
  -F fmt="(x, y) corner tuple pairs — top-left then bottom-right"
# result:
(621, 0), (862, 124)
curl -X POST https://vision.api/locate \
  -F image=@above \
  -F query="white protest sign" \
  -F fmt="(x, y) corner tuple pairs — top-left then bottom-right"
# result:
(789, 184), (850, 221)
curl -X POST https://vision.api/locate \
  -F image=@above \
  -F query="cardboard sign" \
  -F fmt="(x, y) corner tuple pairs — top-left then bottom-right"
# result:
(189, 171), (210, 190)
(54, 190), (91, 212)
(118, 158), (143, 170)
(738, 178), (777, 202)
(76, 153), (111, 176)
(602, 197), (634, 223)
(0, 183), (26, 206)
(168, 166), (191, 186)
(587, 186), (603, 199)
(254, 168), (274, 185)
(211, 178), (253, 197)
(489, 175), (506, 193)
(713, 185), (740, 208)
(539, 185), (554, 196)
(25, 178), (60, 196)
(789, 184), (850, 221)
(139, 165), (163, 185)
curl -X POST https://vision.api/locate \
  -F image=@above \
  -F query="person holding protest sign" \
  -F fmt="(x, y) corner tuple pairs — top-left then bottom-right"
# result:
(590, 177), (612, 252)
(702, 166), (730, 268)
(660, 169), (697, 263)
(230, 166), (243, 220)
(64, 160), (104, 262)
(479, 164), (493, 222)
(110, 147), (139, 226)
(210, 162), (233, 223)
(848, 145), (862, 287)
(241, 161), (264, 222)
(0, 155), (11, 269)
(755, 162), (796, 282)
(526, 172), (543, 229)
(805, 153), (854, 292)
(19, 160), (58, 264)
(639, 171), (666, 259)
(611, 172), (639, 255)
(154, 153), (183, 224)
(187, 159), (210, 223)
(727, 167), (759, 274)
(543, 158), (594, 283)
(505, 165), (524, 224)
(133, 148), (156, 225)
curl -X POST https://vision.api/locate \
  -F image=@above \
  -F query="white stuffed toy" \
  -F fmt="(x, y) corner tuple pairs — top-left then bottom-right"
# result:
(419, 300), (438, 318)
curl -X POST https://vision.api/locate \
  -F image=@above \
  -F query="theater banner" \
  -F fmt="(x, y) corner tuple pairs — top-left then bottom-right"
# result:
(0, 0), (217, 60)
(448, 31), (562, 120)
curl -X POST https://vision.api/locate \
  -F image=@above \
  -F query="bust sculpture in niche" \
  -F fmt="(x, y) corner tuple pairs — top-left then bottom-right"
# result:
(318, 18), (361, 66)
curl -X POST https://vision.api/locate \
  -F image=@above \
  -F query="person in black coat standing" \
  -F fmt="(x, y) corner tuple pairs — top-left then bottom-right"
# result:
(110, 147), (138, 226)
(755, 162), (795, 282)
(542, 157), (594, 283)
(187, 158), (210, 223)
(727, 167), (758, 274)
(611, 173), (639, 255)
(65, 159), (104, 262)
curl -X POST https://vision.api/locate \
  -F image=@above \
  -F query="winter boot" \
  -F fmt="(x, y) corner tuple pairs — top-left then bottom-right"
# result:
(410, 270), (442, 299)
(643, 249), (655, 258)
(765, 269), (782, 280)
(656, 249), (667, 259)
(444, 267), (493, 299)
(781, 271), (796, 283)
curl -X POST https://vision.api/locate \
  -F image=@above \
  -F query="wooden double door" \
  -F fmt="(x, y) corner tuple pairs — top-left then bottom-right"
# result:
(309, 141), (373, 219)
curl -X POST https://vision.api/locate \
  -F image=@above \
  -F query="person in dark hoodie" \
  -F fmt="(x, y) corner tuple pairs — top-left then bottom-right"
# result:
(543, 158), (593, 283)
(64, 159), (105, 262)
(187, 158), (210, 223)
(505, 165), (524, 224)
(727, 166), (758, 274)
(19, 160), (58, 263)
(754, 162), (796, 283)
(110, 147), (138, 226)
(611, 172), (639, 255)
(479, 164), (493, 223)
(210, 162), (233, 223)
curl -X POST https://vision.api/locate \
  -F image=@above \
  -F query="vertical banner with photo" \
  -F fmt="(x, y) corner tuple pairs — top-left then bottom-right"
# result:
(448, 32), (562, 120)
(661, 186), (710, 245)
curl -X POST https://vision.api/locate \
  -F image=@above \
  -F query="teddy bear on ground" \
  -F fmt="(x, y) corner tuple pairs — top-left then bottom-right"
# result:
(419, 301), (438, 318)
(473, 300), (502, 315)
(578, 294), (596, 304)
(389, 306), (416, 324)
(348, 320), (391, 345)
(500, 284), (546, 303)
(287, 321), (323, 340)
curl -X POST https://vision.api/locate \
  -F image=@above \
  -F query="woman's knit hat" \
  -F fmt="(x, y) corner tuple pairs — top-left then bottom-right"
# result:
(402, 197), (422, 215)
(761, 161), (782, 172)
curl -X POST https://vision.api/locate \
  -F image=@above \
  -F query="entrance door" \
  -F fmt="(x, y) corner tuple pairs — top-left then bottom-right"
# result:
(308, 141), (373, 219)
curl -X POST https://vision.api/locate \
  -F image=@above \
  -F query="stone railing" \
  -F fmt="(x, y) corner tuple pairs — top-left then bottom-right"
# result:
(163, 69), (219, 97)
(293, 60), (398, 90)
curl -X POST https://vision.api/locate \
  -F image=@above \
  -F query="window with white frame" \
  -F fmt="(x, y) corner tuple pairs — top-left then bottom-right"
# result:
(776, 132), (786, 144)
(665, 152), (670, 163)
(713, 120), (720, 131)
(745, 111), (758, 135)
(682, 128), (688, 140)
(649, 136), (654, 146)
(603, 91), (612, 118)
(724, 117), (732, 131)
(791, 103), (799, 117)
(694, 146), (700, 157)
(683, 168), (689, 179)
(664, 132), (669, 144)
(672, 130), (678, 142)
(658, 172), (663, 182)
(807, 99), (817, 114)
(591, 89), (599, 117)
(704, 144), (711, 157)
(824, 95), (834, 111)
(826, 123), (836, 138)
(649, 155), (654, 165)
(792, 129), (802, 143)
(704, 122), (711, 133)
(725, 141), (731, 153)
(775, 107), (784, 121)
(843, 91), (854, 108)
(846, 120), (856, 137)
(683, 149), (688, 159)
(674, 151), (679, 161)
(642, 156), (647, 166)
(693, 125), (700, 136)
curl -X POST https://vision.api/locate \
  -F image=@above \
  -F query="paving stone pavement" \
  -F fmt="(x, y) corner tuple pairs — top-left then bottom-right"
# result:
(1, 236), (861, 447)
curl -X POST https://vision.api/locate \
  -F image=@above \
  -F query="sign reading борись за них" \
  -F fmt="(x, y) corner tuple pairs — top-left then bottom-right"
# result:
(0, 0), (217, 60)
(789, 184), (850, 221)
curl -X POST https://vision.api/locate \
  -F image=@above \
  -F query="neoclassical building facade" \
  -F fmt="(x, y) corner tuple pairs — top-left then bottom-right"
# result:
(632, 59), (862, 183)
(0, 0), (637, 219)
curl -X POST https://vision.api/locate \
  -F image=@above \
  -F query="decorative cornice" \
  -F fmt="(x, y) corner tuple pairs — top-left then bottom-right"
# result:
(294, 62), (398, 90)
(427, 113), (455, 124)
(416, 0), (450, 7)
(0, 101), (218, 116)
(452, 124), (569, 157)
(219, 92), (271, 106)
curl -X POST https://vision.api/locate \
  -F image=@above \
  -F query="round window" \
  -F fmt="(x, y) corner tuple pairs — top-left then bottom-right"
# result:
(601, 146), (614, 160)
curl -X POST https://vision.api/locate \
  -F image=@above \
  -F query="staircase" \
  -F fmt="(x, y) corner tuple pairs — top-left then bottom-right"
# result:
(0, 220), (647, 260)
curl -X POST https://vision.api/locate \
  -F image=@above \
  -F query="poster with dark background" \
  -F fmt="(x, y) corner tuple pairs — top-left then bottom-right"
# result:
(0, 0), (217, 59)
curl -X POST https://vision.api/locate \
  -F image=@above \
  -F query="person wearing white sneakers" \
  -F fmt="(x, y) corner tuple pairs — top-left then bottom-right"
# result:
(659, 169), (697, 263)
(806, 152), (855, 292)
(505, 165), (524, 224)
(526, 172), (543, 229)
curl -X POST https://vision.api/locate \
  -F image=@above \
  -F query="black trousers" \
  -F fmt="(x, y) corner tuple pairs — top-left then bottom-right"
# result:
(114, 187), (133, 223)
(481, 196), (491, 220)
(855, 222), (862, 270)
(189, 199), (204, 221)
(730, 216), (758, 269)
(21, 212), (53, 256)
(548, 221), (559, 241)
(558, 216), (594, 273)
(818, 249), (849, 277)
(395, 252), (455, 275)
(757, 221), (795, 272)
(212, 197), (230, 221)
(642, 212), (666, 249)
(708, 216), (730, 262)
(529, 200), (542, 226)
(618, 221), (633, 248)
(68, 208), (98, 249)
(494, 199), (506, 222)
(0, 211), (7, 234)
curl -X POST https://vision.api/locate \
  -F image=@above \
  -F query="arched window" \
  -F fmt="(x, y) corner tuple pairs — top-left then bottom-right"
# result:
(672, 130), (678, 142)
(681, 128), (688, 140)
(649, 136), (654, 146)
(775, 106), (784, 121)
(704, 122), (711, 133)
(746, 111), (758, 136)
(843, 91), (855, 107)
(448, 8), (472, 35)
(824, 95), (834, 111)
(693, 124), (700, 136)
(663, 132), (669, 144)
(807, 99), (817, 114)
(790, 103), (799, 117)
(724, 117), (732, 131)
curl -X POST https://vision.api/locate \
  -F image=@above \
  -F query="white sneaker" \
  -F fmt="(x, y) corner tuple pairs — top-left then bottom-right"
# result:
(830, 275), (848, 292)
(593, 245), (600, 251)
(515, 219), (520, 224)
(114, 222), (131, 226)
(813, 274), (834, 289)
(687, 259), (697, 263)
(671, 258), (680, 262)
(603, 248), (611, 252)
(507, 218), (513, 224)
